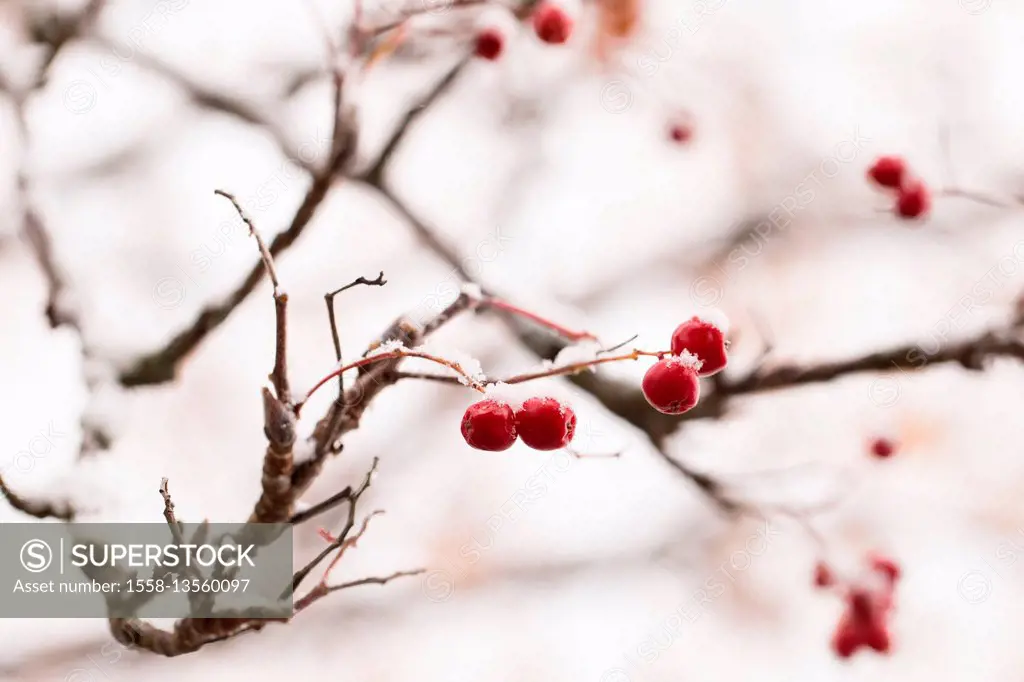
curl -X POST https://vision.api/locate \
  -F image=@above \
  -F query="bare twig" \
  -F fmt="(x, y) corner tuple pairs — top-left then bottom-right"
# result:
(324, 272), (388, 396)
(214, 190), (291, 403)
(356, 55), (470, 187)
(159, 478), (185, 543)
(292, 457), (379, 592)
(289, 486), (354, 525)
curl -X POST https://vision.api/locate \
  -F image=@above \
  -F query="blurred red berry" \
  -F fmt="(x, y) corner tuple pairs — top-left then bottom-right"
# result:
(475, 28), (504, 60)
(461, 400), (517, 451)
(870, 554), (901, 584)
(896, 181), (930, 219)
(670, 317), (727, 376)
(669, 122), (693, 144)
(831, 586), (895, 659)
(515, 397), (576, 450)
(532, 3), (573, 44)
(868, 156), (906, 189)
(642, 357), (701, 414)
(814, 561), (835, 588)
(869, 437), (896, 459)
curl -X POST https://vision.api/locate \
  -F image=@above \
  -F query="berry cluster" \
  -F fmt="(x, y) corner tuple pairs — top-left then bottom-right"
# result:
(462, 396), (576, 451)
(814, 554), (901, 658)
(474, 1), (573, 61)
(867, 156), (930, 220)
(641, 316), (728, 414)
(301, 296), (729, 453)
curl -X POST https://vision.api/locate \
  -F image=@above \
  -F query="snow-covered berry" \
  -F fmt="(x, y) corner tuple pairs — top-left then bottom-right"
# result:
(896, 181), (930, 219)
(515, 397), (576, 450)
(461, 400), (517, 451)
(532, 3), (573, 44)
(868, 156), (906, 189)
(670, 316), (728, 376)
(642, 355), (701, 415)
(475, 27), (504, 60)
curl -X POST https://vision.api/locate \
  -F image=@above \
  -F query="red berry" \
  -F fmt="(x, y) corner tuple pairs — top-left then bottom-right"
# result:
(831, 615), (861, 659)
(869, 437), (896, 459)
(461, 400), (517, 451)
(864, 623), (891, 653)
(642, 356), (701, 415)
(869, 554), (901, 584)
(532, 3), (573, 44)
(475, 28), (504, 60)
(896, 181), (930, 219)
(814, 561), (835, 588)
(670, 317), (727, 376)
(515, 397), (576, 450)
(867, 156), (906, 189)
(669, 122), (693, 144)
(831, 587), (895, 659)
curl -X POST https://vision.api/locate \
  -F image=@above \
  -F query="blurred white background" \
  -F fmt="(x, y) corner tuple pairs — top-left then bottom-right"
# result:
(3, 0), (1024, 679)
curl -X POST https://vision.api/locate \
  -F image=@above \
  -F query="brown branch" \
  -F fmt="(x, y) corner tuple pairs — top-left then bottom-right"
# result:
(118, 122), (357, 387)
(29, 0), (108, 89)
(297, 293), (474, 485)
(357, 55), (470, 187)
(324, 272), (388, 398)
(292, 457), (378, 592)
(89, 35), (310, 173)
(214, 189), (292, 404)
(158, 478), (184, 542)
(0, 474), (75, 521)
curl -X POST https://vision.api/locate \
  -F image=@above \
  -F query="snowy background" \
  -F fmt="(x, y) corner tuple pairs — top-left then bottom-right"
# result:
(3, 0), (1024, 679)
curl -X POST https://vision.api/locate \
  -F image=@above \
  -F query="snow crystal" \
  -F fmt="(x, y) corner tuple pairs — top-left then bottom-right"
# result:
(693, 307), (731, 334)
(292, 438), (317, 465)
(412, 341), (486, 387)
(667, 350), (703, 371)
(483, 382), (531, 411)
(459, 282), (484, 300)
(552, 340), (604, 369)
(363, 339), (408, 361)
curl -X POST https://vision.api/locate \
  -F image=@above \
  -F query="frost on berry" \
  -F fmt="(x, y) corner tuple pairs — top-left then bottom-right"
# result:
(641, 355), (701, 415)
(515, 397), (576, 450)
(869, 437), (897, 459)
(483, 382), (528, 412)
(475, 28), (504, 60)
(896, 181), (930, 220)
(867, 156), (906, 189)
(670, 316), (728, 376)
(532, 2), (573, 44)
(461, 400), (517, 451)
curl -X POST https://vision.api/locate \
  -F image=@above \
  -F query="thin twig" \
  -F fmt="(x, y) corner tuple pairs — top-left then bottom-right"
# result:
(214, 189), (291, 404)
(158, 478), (185, 544)
(289, 486), (353, 525)
(324, 272), (388, 396)
(292, 458), (379, 592)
